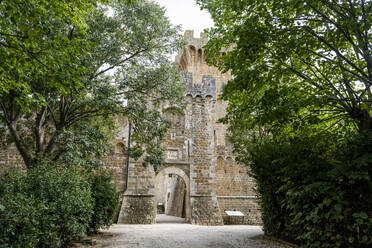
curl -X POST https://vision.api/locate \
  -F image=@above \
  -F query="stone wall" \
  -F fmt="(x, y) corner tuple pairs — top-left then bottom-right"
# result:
(216, 157), (256, 196)
(0, 149), (23, 172)
(103, 139), (128, 193)
(118, 195), (155, 224)
(156, 172), (169, 213)
(117, 161), (156, 224)
(0, 145), (25, 173)
(217, 197), (262, 225)
(166, 175), (186, 218)
(190, 196), (223, 225)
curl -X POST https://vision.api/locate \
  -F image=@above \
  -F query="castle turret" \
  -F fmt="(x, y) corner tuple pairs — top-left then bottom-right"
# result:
(176, 30), (231, 91)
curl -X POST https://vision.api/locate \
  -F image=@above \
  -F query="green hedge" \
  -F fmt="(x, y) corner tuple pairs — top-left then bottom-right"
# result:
(89, 169), (119, 233)
(0, 164), (118, 248)
(0, 175), (43, 248)
(247, 133), (372, 247)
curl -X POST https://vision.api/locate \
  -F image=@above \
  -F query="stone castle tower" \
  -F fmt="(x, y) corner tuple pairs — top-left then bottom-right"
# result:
(111, 31), (260, 225)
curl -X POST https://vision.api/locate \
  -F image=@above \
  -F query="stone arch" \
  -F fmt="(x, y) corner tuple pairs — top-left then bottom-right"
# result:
(195, 95), (202, 103)
(239, 163), (248, 174)
(162, 105), (185, 115)
(189, 45), (196, 63)
(205, 95), (214, 104)
(185, 94), (193, 103)
(115, 142), (125, 154)
(216, 156), (224, 174)
(198, 48), (203, 63)
(232, 159), (241, 175)
(225, 157), (233, 174)
(154, 166), (191, 223)
(179, 47), (188, 71)
(163, 106), (185, 122)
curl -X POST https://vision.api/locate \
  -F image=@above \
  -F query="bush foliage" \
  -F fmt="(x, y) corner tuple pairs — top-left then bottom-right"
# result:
(246, 133), (372, 247)
(89, 169), (119, 233)
(0, 164), (118, 248)
(198, 0), (371, 246)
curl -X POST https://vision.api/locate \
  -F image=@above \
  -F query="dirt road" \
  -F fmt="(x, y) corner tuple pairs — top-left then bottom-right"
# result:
(79, 215), (295, 248)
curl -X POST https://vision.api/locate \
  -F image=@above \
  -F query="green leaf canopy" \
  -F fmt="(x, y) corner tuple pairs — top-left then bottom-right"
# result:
(198, 0), (371, 137)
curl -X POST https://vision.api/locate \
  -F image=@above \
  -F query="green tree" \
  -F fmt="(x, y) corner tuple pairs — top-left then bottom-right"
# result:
(0, 0), (108, 110)
(198, 1), (372, 247)
(198, 0), (371, 137)
(0, 0), (184, 169)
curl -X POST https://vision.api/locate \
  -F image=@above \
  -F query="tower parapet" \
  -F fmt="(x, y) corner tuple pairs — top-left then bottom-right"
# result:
(183, 30), (209, 49)
(176, 30), (208, 74)
(176, 30), (230, 91)
(181, 72), (216, 101)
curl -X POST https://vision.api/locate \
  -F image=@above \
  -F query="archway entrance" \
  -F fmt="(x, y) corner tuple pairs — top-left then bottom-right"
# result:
(154, 166), (191, 223)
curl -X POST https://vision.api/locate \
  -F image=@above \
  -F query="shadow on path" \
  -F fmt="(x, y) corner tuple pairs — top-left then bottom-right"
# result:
(69, 217), (297, 248)
(155, 214), (186, 224)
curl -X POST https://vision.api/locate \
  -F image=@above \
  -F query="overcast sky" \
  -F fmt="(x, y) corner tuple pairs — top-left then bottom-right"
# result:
(154, 0), (214, 37)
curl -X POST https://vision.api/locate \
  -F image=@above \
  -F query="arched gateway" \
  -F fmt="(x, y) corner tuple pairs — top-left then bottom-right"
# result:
(154, 165), (191, 223)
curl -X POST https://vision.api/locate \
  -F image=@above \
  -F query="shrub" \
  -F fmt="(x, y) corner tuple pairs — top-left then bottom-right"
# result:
(246, 133), (372, 247)
(28, 165), (94, 247)
(0, 171), (43, 248)
(89, 169), (119, 233)
(0, 164), (94, 248)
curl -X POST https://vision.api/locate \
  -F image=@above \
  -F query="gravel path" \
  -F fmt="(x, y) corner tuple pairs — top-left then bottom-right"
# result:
(78, 215), (295, 248)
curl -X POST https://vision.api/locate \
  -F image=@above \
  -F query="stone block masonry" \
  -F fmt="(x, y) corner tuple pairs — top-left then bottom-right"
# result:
(191, 196), (223, 225)
(0, 145), (25, 173)
(218, 197), (262, 225)
(118, 195), (155, 224)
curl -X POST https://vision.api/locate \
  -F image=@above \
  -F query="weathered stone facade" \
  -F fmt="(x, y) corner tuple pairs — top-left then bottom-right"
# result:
(115, 31), (261, 225)
(0, 31), (261, 226)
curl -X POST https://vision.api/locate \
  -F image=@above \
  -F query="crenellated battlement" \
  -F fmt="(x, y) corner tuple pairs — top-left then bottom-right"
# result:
(181, 72), (216, 101)
(183, 30), (208, 49)
(176, 30), (230, 93)
(176, 30), (208, 71)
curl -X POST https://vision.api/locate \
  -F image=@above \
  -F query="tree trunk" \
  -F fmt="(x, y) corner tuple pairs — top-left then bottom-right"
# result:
(8, 123), (35, 169)
(357, 110), (372, 146)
